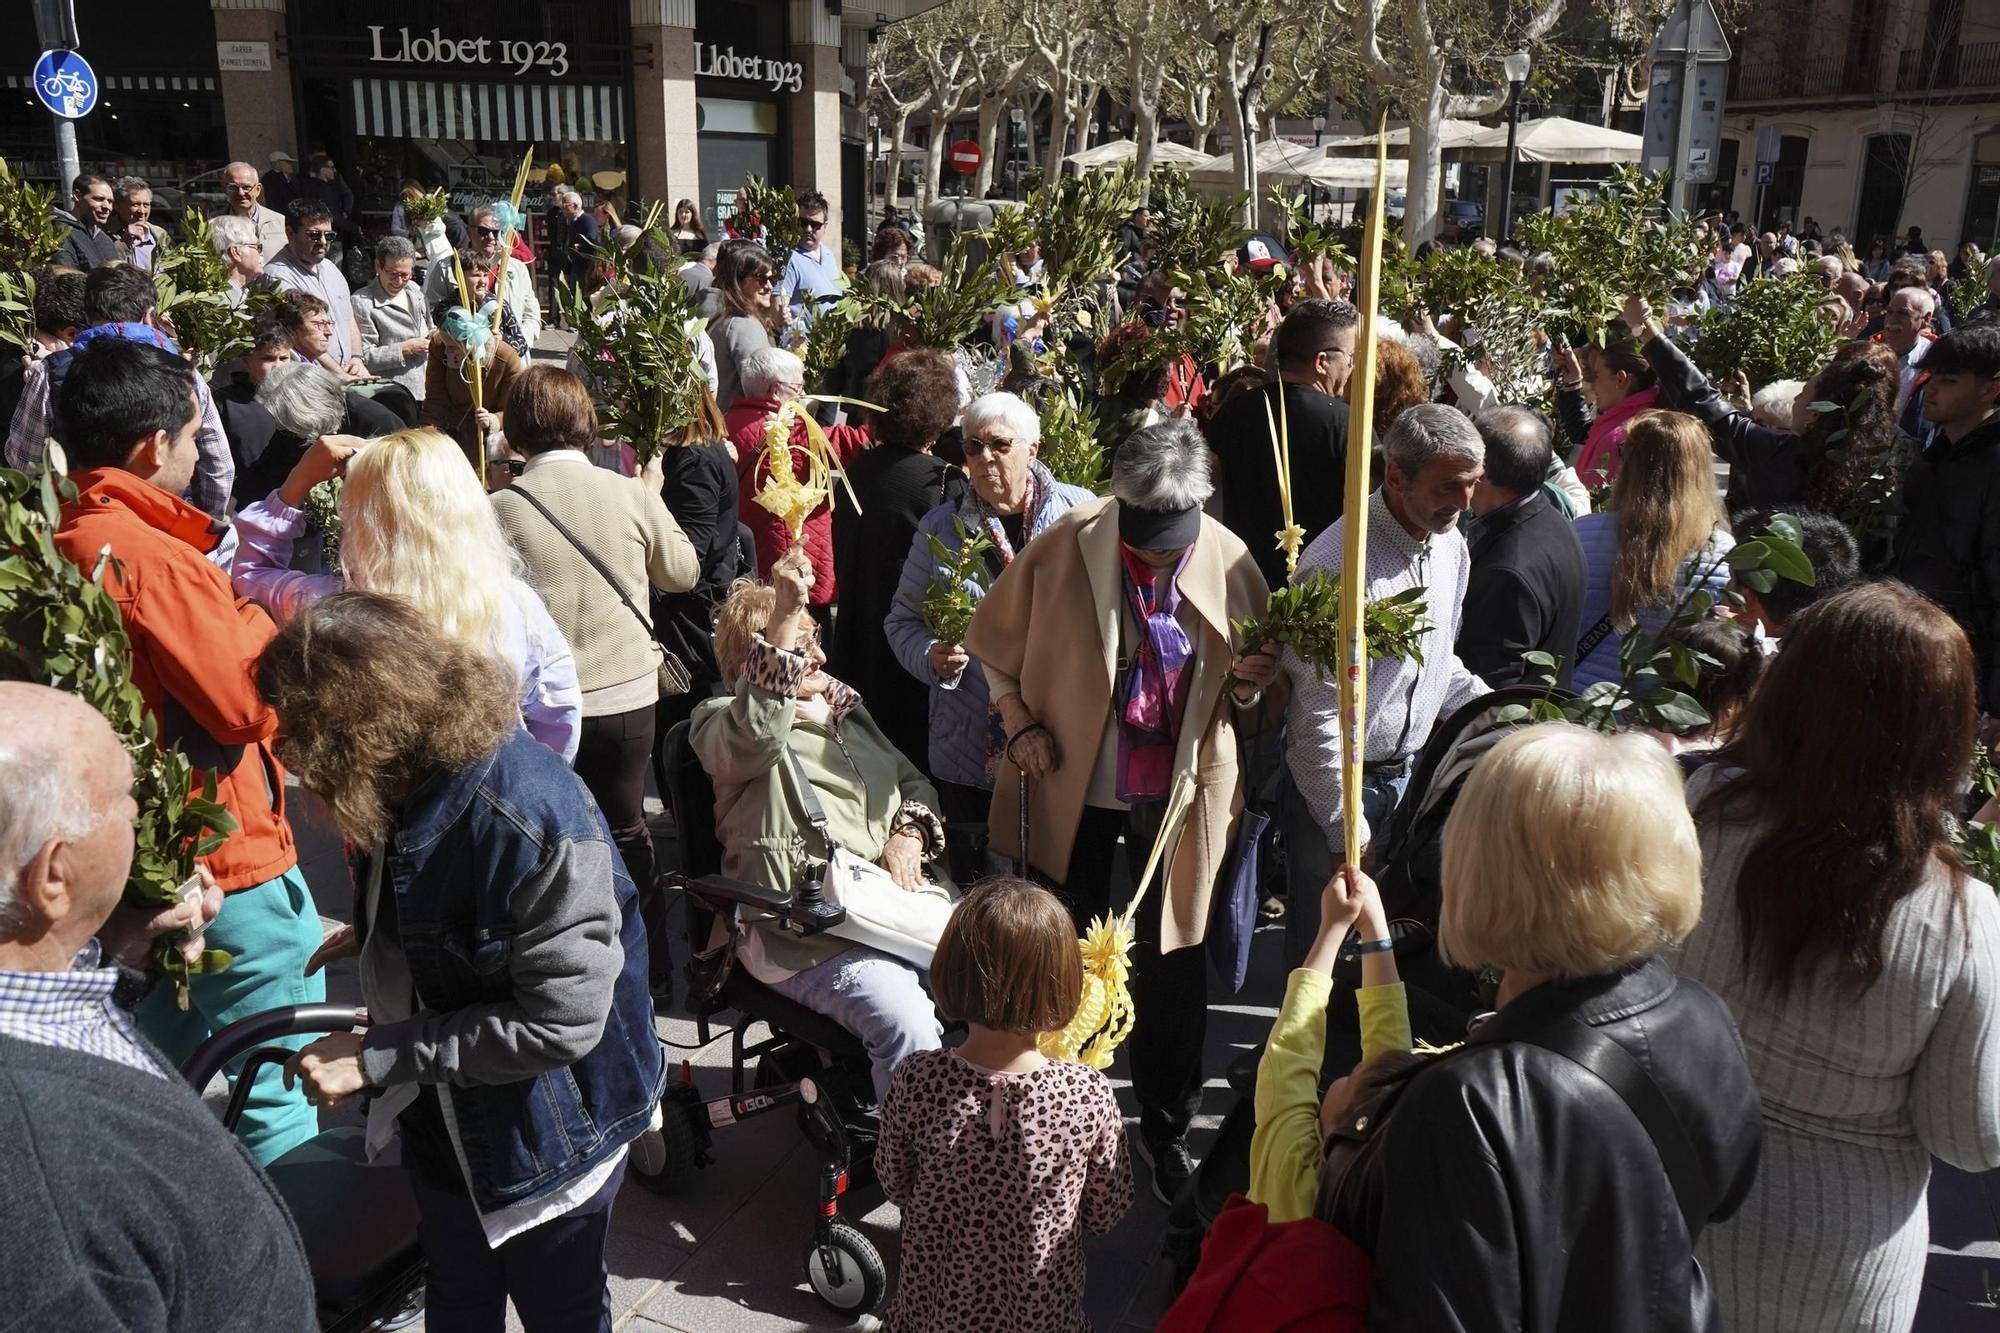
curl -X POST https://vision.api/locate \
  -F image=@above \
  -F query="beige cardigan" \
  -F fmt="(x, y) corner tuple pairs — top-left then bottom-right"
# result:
(964, 497), (1271, 952)
(492, 452), (700, 715)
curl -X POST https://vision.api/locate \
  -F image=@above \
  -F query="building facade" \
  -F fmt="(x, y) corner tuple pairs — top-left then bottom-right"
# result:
(1714, 0), (2000, 251)
(5, 0), (940, 261)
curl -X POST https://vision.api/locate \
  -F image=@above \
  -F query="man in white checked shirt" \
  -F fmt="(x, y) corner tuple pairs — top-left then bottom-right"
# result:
(1278, 404), (1491, 967)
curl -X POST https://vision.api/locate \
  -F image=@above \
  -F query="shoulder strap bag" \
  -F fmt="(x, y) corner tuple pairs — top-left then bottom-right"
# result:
(510, 483), (692, 696)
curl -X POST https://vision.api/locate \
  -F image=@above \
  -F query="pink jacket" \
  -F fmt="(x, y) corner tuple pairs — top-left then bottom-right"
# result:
(1575, 383), (1661, 489)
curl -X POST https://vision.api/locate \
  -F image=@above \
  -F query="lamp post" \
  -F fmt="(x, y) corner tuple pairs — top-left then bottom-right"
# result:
(867, 111), (880, 228)
(1499, 50), (1531, 244)
(1311, 114), (1327, 216)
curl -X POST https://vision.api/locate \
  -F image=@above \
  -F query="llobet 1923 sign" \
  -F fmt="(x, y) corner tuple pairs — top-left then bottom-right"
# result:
(366, 25), (801, 95)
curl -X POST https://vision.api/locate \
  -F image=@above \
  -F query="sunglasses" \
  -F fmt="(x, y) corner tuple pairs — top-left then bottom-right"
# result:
(750, 273), (775, 288)
(963, 436), (1018, 458)
(302, 229), (333, 240)
(799, 216), (826, 230)
(476, 225), (501, 238)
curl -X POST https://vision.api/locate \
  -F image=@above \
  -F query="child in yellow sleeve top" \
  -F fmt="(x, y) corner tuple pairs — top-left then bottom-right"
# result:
(1248, 865), (1411, 1223)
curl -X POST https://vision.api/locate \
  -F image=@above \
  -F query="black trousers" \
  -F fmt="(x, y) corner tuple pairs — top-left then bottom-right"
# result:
(411, 1158), (623, 1332)
(572, 705), (666, 991)
(1044, 803), (1207, 1150)
(935, 778), (993, 888)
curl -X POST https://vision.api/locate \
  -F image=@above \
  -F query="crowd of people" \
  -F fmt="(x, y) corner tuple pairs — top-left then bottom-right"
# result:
(3, 159), (2000, 1333)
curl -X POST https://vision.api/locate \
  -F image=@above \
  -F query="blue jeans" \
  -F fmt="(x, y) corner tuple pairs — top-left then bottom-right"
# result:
(1281, 772), (1409, 970)
(139, 865), (325, 1165)
(769, 944), (942, 1101)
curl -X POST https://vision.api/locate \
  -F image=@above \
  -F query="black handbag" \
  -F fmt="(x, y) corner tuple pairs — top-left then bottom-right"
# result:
(509, 483), (692, 696)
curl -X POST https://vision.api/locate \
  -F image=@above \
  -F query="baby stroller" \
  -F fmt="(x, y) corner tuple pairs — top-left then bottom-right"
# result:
(1160, 684), (1566, 1283)
(628, 718), (893, 1316)
(180, 1006), (427, 1332)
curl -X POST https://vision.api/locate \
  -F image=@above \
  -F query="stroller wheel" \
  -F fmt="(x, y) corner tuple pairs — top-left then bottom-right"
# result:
(804, 1220), (886, 1314)
(366, 1276), (426, 1331)
(631, 1084), (706, 1195)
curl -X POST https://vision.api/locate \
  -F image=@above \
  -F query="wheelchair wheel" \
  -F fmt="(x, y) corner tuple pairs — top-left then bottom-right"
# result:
(803, 1220), (886, 1314)
(630, 1084), (705, 1195)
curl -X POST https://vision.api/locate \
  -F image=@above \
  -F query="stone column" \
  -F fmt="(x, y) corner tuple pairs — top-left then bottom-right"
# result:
(210, 0), (296, 167)
(788, 0), (843, 257)
(631, 0), (701, 209)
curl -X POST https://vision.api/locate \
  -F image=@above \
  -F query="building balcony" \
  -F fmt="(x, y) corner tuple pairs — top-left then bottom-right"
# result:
(1729, 51), (1871, 102)
(1899, 40), (2000, 93)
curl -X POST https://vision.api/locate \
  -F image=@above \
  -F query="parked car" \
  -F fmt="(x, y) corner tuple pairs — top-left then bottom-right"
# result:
(1443, 198), (1484, 240)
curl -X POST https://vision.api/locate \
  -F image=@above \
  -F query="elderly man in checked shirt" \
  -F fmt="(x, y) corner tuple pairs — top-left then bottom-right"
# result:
(1279, 404), (1491, 967)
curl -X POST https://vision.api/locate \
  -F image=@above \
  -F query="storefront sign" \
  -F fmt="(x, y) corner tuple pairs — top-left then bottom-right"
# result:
(693, 43), (802, 95)
(216, 41), (272, 72)
(367, 26), (571, 79)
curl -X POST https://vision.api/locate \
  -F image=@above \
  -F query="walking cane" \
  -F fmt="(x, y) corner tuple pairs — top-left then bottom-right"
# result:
(1016, 774), (1031, 878)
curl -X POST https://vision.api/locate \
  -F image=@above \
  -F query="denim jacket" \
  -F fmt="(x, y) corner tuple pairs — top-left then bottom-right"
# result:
(357, 729), (664, 1213)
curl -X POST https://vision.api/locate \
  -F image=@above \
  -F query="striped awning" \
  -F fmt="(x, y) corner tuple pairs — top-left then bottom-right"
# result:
(351, 79), (625, 144)
(1, 74), (217, 92)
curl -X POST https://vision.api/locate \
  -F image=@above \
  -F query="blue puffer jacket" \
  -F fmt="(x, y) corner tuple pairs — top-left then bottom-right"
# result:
(884, 465), (1096, 788)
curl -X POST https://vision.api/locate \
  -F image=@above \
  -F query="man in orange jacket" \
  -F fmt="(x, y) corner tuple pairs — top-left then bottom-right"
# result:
(50, 336), (323, 1165)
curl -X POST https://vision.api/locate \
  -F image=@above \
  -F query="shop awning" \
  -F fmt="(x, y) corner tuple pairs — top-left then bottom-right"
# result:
(1065, 138), (1215, 170)
(350, 79), (626, 145)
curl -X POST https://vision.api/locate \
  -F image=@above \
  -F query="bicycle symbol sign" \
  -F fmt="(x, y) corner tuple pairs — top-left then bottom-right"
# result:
(32, 50), (99, 120)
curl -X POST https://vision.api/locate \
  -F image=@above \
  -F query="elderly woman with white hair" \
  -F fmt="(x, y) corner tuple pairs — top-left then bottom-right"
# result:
(209, 213), (265, 306)
(231, 425), (582, 761)
(726, 345), (872, 629)
(964, 418), (1275, 1201)
(1311, 724), (1761, 1329)
(886, 390), (1095, 881)
(234, 359), (403, 509)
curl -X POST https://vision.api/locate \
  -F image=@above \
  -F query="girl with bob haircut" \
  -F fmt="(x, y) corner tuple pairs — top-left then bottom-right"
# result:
(1679, 582), (2000, 1331)
(1315, 723), (1761, 1332)
(1570, 408), (1733, 689)
(231, 427), (582, 761)
(877, 877), (1132, 1333)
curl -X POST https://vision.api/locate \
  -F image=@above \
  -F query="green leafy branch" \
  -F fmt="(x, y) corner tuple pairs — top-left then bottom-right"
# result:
(1229, 573), (1430, 689)
(402, 187), (451, 228)
(1688, 272), (1845, 388)
(0, 465), (236, 993)
(905, 518), (993, 644)
(561, 213), (710, 464)
(846, 232), (1012, 352)
(1513, 167), (1708, 349)
(153, 210), (278, 377)
(741, 176), (803, 277)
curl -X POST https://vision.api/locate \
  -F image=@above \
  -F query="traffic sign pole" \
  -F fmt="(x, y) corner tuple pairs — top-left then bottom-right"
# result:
(31, 0), (83, 194)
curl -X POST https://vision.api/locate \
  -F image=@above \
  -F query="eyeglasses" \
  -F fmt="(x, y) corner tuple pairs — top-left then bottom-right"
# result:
(799, 216), (826, 230)
(302, 229), (333, 240)
(751, 274), (775, 288)
(225, 182), (257, 192)
(237, 242), (264, 253)
(962, 435), (1019, 458)
(476, 225), (501, 238)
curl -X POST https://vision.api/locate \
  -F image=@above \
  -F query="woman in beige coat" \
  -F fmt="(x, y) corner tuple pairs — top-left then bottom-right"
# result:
(964, 418), (1278, 1204)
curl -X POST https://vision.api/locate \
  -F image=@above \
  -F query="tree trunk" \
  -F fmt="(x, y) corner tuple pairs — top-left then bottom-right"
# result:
(1403, 65), (1447, 243)
(1221, 81), (1256, 223)
(1022, 92), (1044, 173)
(1134, 102), (1158, 186)
(886, 108), (911, 211)
(976, 100), (1004, 196)
(925, 113), (951, 202)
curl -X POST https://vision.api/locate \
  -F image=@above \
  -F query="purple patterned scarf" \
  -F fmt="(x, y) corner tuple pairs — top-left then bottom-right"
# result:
(1116, 544), (1194, 804)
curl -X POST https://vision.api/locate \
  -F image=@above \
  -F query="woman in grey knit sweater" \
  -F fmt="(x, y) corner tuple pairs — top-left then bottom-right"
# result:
(1679, 582), (2000, 1332)
(707, 241), (779, 410)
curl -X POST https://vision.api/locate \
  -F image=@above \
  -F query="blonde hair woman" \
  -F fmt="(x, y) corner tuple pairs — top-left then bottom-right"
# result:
(231, 426), (583, 760)
(1570, 409), (1733, 688)
(1315, 723), (1761, 1330)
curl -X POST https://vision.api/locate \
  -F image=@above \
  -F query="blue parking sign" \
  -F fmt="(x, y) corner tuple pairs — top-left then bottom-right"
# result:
(32, 49), (98, 120)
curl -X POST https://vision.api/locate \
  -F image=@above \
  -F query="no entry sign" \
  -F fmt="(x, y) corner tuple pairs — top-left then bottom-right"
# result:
(949, 140), (982, 175)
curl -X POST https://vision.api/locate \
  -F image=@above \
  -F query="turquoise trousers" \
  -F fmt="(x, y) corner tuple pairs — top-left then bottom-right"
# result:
(140, 865), (326, 1165)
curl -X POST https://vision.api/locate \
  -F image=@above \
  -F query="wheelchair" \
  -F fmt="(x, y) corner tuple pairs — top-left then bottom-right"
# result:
(628, 717), (892, 1316)
(180, 1006), (428, 1332)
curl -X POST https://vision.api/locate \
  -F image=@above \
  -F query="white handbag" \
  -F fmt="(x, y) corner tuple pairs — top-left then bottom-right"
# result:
(783, 750), (955, 971)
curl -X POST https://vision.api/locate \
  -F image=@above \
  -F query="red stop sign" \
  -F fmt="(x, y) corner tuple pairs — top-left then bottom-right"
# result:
(949, 140), (982, 175)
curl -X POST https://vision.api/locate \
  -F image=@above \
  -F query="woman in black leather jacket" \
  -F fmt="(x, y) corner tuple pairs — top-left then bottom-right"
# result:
(1317, 722), (1761, 1333)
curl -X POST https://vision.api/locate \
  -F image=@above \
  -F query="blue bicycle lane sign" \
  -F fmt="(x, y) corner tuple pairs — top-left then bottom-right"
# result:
(33, 49), (98, 119)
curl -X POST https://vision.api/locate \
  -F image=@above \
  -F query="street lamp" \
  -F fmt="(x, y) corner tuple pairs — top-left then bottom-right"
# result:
(867, 111), (880, 225)
(1499, 49), (1531, 243)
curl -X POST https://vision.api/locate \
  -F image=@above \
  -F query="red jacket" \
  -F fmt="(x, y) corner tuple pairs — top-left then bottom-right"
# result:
(55, 469), (297, 892)
(725, 397), (872, 605)
(1157, 1194), (1371, 1333)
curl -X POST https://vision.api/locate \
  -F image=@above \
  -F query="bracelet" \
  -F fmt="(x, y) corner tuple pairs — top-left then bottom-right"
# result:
(1348, 935), (1397, 955)
(1004, 721), (1049, 759)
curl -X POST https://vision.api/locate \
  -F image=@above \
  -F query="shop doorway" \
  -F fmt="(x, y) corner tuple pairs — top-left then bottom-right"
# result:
(698, 98), (779, 236)
(1855, 133), (1912, 252)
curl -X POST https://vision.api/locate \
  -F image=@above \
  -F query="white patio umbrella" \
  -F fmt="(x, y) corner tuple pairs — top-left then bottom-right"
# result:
(1459, 116), (1643, 164)
(1066, 138), (1214, 170)
(1188, 139), (1409, 188)
(1317, 120), (1488, 154)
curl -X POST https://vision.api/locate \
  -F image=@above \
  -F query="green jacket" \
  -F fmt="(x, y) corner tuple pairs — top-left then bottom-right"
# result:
(690, 646), (946, 976)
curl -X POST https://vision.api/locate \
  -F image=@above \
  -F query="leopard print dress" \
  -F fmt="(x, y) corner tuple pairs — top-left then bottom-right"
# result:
(878, 1049), (1134, 1332)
